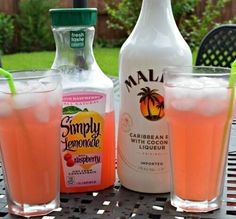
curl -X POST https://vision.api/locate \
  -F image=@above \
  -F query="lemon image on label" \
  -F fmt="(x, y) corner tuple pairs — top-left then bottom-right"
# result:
(61, 92), (107, 188)
(61, 106), (104, 170)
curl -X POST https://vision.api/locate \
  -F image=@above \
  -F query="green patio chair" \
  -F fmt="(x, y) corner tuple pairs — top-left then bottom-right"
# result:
(196, 24), (236, 68)
(196, 24), (236, 125)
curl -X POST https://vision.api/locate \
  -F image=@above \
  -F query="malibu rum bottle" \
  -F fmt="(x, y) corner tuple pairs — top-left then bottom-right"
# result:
(118, 0), (192, 193)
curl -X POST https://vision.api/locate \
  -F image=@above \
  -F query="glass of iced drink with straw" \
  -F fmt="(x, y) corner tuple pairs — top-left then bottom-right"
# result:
(0, 69), (62, 217)
(164, 66), (236, 212)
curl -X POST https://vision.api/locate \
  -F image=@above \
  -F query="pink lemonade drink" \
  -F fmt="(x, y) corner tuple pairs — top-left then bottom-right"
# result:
(0, 70), (62, 217)
(164, 67), (235, 212)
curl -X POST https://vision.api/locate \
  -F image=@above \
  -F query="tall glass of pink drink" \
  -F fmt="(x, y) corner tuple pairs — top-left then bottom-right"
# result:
(0, 70), (62, 217)
(164, 66), (235, 212)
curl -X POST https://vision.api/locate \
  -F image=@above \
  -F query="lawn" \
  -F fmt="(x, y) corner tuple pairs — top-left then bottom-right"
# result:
(2, 48), (120, 77)
(2, 48), (197, 77)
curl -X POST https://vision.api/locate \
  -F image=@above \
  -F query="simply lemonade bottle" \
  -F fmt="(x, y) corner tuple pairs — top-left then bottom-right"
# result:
(118, 0), (192, 193)
(50, 8), (115, 193)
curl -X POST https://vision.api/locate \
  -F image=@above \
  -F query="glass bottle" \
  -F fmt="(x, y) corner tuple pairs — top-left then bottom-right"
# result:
(50, 8), (115, 193)
(118, 0), (192, 193)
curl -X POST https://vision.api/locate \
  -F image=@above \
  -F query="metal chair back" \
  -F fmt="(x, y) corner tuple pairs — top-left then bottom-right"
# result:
(196, 24), (236, 68)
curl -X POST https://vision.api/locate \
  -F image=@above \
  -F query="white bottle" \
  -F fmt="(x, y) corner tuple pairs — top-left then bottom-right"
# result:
(117, 0), (192, 193)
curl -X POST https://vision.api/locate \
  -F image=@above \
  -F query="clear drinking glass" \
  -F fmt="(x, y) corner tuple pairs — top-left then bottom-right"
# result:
(0, 69), (62, 217)
(164, 66), (235, 212)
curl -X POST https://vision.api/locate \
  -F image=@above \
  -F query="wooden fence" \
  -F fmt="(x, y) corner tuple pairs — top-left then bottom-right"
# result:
(0, 0), (20, 14)
(1, 0), (236, 40)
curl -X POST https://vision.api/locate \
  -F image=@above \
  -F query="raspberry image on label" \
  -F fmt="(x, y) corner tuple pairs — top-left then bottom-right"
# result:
(66, 159), (75, 167)
(64, 153), (72, 161)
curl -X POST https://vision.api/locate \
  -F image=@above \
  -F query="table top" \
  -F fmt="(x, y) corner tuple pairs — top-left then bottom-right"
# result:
(0, 77), (236, 218)
(0, 152), (235, 219)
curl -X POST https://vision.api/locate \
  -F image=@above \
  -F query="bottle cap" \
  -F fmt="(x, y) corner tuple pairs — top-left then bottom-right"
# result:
(49, 8), (97, 27)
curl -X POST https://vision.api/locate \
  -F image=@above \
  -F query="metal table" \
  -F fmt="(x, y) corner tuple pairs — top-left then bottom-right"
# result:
(0, 78), (236, 218)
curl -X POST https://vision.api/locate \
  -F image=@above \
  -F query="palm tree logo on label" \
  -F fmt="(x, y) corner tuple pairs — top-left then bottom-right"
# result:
(138, 87), (164, 121)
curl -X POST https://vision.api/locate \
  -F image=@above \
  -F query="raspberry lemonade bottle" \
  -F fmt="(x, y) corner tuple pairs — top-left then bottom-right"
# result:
(50, 8), (115, 193)
(118, 0), (192, 193)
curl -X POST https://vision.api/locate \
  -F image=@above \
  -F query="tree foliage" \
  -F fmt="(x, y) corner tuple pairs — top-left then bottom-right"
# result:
(106, 0), (236, 49)
(0, 13), (14, 53)
(105, 0), (141, 35)
(17, 0), (57, 52)
(179, 0), (236, 49)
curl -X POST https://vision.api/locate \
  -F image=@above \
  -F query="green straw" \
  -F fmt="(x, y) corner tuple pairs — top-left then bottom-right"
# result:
(222, 61), (236, 145)
(0, 68), (16, 94)
(213, 61), (236, 201)
(227, 61), (236, 120)
(229, 61), (236, 87)
(219, 61), (236, 183)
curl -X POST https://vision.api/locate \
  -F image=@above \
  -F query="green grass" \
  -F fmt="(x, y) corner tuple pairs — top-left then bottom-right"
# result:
(2, 48), (120, 76)
(2, 51), (55, 71)
(94, 48), (120, 76)
(2, 48), (197, 77)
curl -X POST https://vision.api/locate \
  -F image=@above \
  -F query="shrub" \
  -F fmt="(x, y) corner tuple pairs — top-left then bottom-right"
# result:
(17, 0), (57, 52)
(105, 0), (198, 35)
(0, 13), (15, 53)
(172, 0), (198, 26)
(105, 0), (141, 35)
(179, 0), (236, 49)
(106, 0), (236, 50)
(95, 38), (126, 48)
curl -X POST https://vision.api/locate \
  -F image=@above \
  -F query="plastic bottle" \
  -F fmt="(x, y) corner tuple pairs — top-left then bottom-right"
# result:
(50, 8), (115, 193)
(117, 0), (192, 193)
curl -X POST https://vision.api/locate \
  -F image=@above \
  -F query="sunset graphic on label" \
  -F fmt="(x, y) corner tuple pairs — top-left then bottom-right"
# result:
(138, 87), (165, 121)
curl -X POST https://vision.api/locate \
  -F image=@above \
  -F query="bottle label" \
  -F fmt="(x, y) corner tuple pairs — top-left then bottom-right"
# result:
(118, 68), (170, 174)
(61, 92), (106, 188)
(70, 31), (85, 48)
